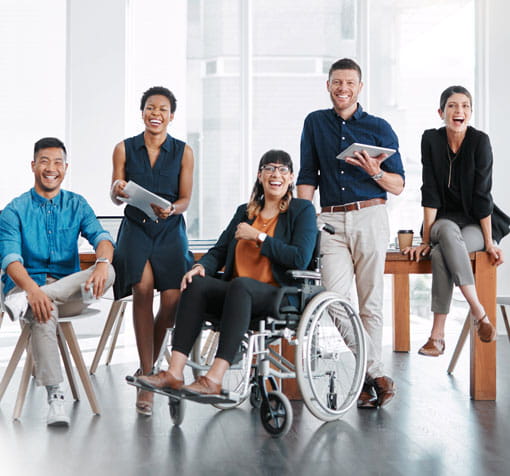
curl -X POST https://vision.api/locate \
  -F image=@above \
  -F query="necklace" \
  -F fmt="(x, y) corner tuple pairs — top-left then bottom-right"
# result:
(259, 213), (279, 228)
(446, 143), (460, 188)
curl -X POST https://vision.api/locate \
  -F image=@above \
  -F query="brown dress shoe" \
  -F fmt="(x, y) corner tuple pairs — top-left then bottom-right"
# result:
(182, 376), (222, 395)
(474, 315), (496, 343)
(357, 382), (378, 409)
(373, 376), (396, 407)
(418, 338), (445, 357)
(137, 371), (184, 391)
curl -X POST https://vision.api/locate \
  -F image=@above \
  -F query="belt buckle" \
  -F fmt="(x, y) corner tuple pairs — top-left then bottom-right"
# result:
(355, 201), (361, 210)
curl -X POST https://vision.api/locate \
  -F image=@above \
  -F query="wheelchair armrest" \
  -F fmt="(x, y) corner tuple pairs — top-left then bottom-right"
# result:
(286, 270), (321, 281)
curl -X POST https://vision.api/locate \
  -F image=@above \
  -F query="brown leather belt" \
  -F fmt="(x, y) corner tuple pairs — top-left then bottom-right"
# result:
(321, 198), (386, 213)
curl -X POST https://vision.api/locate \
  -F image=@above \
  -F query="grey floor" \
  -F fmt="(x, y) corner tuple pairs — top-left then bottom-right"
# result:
(0, 313), (509, 476)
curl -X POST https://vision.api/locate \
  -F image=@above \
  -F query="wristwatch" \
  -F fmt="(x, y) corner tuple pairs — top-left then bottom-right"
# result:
(95, 257), (110, 265)
(371, 171), (384, 181)
(257, 232), (267, 246)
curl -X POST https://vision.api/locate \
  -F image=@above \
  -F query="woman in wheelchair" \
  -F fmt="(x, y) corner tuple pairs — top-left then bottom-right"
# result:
(137, 149), (317, 395)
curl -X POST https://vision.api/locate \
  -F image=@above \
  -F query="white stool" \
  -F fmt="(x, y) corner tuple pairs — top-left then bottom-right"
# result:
(89, 297), (129, 374)
(0, 308), (101, 420)
(447, 296), (509, 374)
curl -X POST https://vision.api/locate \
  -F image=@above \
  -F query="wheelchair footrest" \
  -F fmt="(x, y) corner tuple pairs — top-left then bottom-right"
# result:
(183, 391), (239, 405)
(126, 375), (184, 400)
(126, 375), (239, 404)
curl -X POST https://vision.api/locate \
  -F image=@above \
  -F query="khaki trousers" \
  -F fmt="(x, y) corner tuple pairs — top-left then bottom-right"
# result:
(318, 205), (389, 379)
(8, 265), (115, 386)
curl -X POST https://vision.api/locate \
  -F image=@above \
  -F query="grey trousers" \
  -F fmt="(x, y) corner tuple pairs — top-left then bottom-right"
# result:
(430, 219), (484, 314)
(318, 205), (389, 379)
(8, 265), (115, 386)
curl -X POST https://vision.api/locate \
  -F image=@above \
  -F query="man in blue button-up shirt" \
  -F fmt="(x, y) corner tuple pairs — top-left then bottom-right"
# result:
(297, 58), (405, 410)
(0, 137), (115, 426)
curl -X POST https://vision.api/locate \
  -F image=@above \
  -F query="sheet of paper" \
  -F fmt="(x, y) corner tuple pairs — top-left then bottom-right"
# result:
(117, 181), (171, 221)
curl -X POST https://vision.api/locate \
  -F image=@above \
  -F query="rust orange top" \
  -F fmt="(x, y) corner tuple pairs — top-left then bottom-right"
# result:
(234, 214), (279, 286)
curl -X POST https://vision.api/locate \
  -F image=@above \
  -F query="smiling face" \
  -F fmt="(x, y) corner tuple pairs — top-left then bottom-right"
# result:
(142, 94), (173, 134)
(257, 163), (294, 201)
(31, 147), (68, 198)
(439, 93), (472, 133)
(327, 68), (363, 119)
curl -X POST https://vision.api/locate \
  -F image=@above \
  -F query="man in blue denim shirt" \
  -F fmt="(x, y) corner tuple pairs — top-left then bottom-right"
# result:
(297, 58), (405, 409)
(0, 137), (115, 426)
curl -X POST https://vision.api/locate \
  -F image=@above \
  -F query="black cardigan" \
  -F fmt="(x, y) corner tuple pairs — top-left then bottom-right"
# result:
(197, 198), (317, 287)
(421, 126), (510, 243)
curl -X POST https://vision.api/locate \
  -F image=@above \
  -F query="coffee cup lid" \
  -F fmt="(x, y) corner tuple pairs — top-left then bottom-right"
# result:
(398, 230), (413, 234)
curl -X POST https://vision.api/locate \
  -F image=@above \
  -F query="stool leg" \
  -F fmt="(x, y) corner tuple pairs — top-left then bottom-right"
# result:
(105, 301), (127, 365)
(60, 322), (101, 415)
(13, 349), (34, 420)
(57, 326), (80, 401)
(0, 324), (31, 402)
(447, 312), (471, 374)
(500, 305), (510, 344)
(154, 327), (172, 372)
(90, 300), (124, 374)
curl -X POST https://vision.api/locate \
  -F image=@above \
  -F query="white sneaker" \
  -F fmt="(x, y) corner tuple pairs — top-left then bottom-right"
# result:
(47, 392), (70, 427)
(4, 291), (29, 321)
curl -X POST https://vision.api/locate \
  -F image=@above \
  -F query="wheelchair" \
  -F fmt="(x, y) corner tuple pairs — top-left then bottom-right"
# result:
(127, 224), (367, 437)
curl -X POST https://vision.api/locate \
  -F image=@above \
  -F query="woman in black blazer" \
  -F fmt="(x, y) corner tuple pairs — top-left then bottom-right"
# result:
(405, 85), (509, 357)
(137, 149), (317, 395)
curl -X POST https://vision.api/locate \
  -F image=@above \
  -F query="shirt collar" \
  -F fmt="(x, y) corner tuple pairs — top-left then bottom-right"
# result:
(30, 187), (62, 206)
(331, 103), (364, 121)
(134, 132), (171, 152)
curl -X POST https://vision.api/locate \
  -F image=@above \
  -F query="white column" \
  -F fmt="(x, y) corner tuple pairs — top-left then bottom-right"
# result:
(66, 0), (127, 215)
(240, 0), (253, 202)
(486, 0), (510, 296)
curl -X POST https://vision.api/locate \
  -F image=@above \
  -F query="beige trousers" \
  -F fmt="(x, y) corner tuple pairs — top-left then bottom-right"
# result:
(8, 265), (115, 386)
(318, 205), (389, 379)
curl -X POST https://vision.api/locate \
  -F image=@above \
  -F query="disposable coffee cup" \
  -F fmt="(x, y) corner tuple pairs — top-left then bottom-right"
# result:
(397, 230), (414, 250)
(80, 282), (95, 304)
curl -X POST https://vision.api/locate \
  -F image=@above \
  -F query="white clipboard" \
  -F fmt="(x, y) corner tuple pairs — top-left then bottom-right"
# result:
(117, 181), (171, 222)
(336, 143), (396, 161)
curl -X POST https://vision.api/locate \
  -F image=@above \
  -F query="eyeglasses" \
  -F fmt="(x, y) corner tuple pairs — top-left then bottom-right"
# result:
(260, 165), (290, 175)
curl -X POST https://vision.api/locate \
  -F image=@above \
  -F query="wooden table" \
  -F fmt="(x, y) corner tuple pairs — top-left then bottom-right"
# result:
(386, 250), (496, 400)
(81, 249), (497, 401)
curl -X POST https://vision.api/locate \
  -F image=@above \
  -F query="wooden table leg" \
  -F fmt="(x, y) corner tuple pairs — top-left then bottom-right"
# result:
(392, 274), (410, 352)
(470, 252), (496, 400)
(280, 339), (301, 400)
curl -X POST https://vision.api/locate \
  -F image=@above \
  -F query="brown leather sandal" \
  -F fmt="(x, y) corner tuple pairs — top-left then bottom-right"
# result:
(418, 337), (445, 356)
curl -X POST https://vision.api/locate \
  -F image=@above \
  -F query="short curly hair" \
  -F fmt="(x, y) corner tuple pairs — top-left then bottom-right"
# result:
(140, 86), (177, 113)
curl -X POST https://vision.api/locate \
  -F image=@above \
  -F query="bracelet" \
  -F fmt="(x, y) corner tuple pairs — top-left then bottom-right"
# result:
(110, 179), (123, 205)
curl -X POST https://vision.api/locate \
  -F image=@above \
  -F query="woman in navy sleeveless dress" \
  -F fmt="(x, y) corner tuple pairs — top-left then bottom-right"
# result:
(110, 86), (194, 416)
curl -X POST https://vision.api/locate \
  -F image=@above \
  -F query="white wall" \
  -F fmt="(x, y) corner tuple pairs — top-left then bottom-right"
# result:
(65, 0), (188, 216)
(487, 0), (510, 296)
(0, 0), (66, 207)
(66, 0), (127, 215)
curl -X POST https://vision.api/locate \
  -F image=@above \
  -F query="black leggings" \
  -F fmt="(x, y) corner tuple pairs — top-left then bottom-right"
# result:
(172, 275), (279, 364)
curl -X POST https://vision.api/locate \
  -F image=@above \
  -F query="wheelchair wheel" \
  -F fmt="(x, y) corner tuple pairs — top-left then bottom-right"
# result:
(259, 391), (293, 438)
(169, 398), (185, 426)
(190, 330), (249, 410)
(296, 291), (367, 421)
